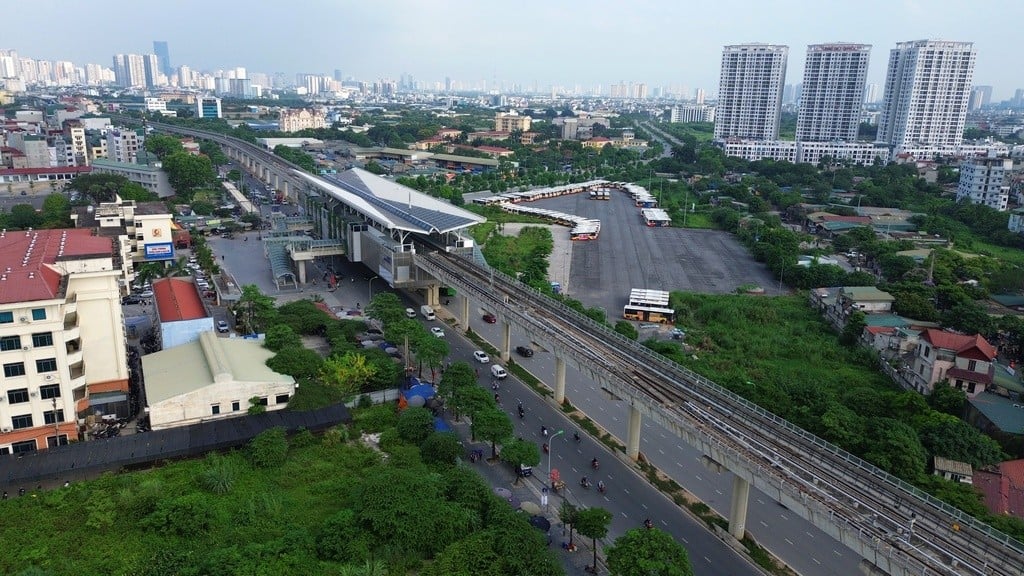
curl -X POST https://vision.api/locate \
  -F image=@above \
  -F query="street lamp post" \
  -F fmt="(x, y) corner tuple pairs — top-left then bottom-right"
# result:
(368, 275), (380, 303)
(547, 429), (564, 487)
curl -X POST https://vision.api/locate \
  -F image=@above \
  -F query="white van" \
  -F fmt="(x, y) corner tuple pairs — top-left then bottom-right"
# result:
(405, 308), (417, 319)
(490, 365), (508, 379)
(420, 305), (436, 320)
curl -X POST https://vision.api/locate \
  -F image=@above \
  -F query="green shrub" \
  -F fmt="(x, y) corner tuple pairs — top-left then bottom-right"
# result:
(249, 427), (289, 468)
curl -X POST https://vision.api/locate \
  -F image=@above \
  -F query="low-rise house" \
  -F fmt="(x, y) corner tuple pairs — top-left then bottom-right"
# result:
(153, 278), (212, 350)
(933, 456), (973, 484)
(908, 329), (997, 395)
(141, 331), (296, 430)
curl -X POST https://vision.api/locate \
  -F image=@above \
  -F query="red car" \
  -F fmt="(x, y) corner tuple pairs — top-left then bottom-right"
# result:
(482, 313), (497, 324)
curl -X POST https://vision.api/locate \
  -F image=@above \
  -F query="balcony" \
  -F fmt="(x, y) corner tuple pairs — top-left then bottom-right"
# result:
(65, 340), (83, 365)
(69, 361), (85, 389)
(63, 325), (80, 343)
(63, 312), (78, 331)
(64, 294), (77, 316)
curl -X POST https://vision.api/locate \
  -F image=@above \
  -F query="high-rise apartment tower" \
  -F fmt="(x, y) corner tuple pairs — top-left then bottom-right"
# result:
(877, 40), (976, 151)
(796, 43), (870, 142)
(714, 44), (788, 141)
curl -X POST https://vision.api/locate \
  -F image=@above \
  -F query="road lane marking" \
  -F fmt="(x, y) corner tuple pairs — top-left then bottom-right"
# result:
(785, 538), (794, 546)
(760, 521), (768, 528)
(641, 503), (648, 509)
(813, 558), (821, 565)
(834, 550), (843, 557)
(621, 512), (629, 518)
(780, 513), (789, 520)
(695, 475), (702, 481)
(714, 489), (722, 495)
(806, 531), (814, 538)
(703, 556), (711, 564)
(623, 488), (630, 494)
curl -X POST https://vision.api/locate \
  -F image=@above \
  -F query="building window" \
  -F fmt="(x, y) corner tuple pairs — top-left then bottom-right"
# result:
(46, 435), (69, 448)
(4, 362), (25, 378)
(12, 414), (33, 429)
(39, 384), (61, 399)
(275, 394), (290, 405)
(11, 440), (36, 454)
(211, 404), (221, 415)
(35, 358), (57, 373)
(967, 360), (977, 371)
(923, 346), (930, 358)
(967, 382), (977, 394)
(0, 311), (12, 324)
(0, 335), (21, 351)
(31, 308), (46, 321)
(6, 387), (28, 403)
(258, 397), (268, 406)
(43, 409), (65, 424)
(231, 400), (240, 412)
(31, 332), (53, 347)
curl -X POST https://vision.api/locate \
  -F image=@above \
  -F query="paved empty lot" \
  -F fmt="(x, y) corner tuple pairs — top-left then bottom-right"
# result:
(529, 191), (783, 314)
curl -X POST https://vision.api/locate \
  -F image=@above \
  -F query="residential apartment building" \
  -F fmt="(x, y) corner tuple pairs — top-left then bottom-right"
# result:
(877, 40), (976, 152)
(721, 139), (889, 165)
(112, 53), (146, 88)
(956, 153), (1012, 212)
(670, 105), (716, 124)
(494, 112), (532, 133)
(796, 43), (871, 142)
(6, 133), (50, 168)
(278, 108), (326, 133)
(714, 44), (788, 141)
(71, 199), (176, 285)
(0, 229), (129, 454)
(61, 120), (88, 166)
(908, 328), (996, 395)
(144, 97), (168, 114)
(105, 128), (140, 164)
(196, 97), (222, 119)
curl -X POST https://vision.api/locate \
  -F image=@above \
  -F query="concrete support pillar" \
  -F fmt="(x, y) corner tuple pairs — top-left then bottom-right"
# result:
(553, 357), (566, 404)
(626, 405), (642, 460)
(426, 285), (440, 306)
(500, 321), (511, 362)
(297, 260), (307, 284)
(273, 173), (279, 190)
(282, 180), (290, 198)
(728, 476), (751, 540)
(460, 295), (470, 332)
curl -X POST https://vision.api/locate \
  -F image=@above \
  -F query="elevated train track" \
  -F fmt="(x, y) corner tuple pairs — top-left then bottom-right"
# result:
(422, 250), (1024, 576)
(144, 121), (1023, 576)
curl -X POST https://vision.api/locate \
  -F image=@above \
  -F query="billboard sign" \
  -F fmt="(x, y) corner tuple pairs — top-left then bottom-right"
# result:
(144, 242), (175, 261)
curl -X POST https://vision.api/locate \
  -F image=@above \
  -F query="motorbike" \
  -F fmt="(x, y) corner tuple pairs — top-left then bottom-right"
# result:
(580, 478), (592, 489)
(591, 459), (600, 470)
(518, 404), (525, 419)
(598, 482), (607, 494)
(542, 443), (549, 454)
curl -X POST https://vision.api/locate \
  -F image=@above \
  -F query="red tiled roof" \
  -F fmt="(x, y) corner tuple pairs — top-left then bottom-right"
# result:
(946, 366), (993, 386)
(0, 166), (92, 176)
(153, 278), (207, 322)
(865, 326), (896, 335)
(975, 460), (1024, 519)
(922, 329), (997, 361)
(475, 145), (512, 153)
(0, 228), (115, 304)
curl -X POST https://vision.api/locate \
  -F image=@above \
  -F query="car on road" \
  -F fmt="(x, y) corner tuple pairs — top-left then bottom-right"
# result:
(121, 295), (143, 305)
(482, 313), (497, 324)
(138, 290), (154, 298)
(430, 326), (445, 338)
(490, 365), (507, 379)
(515, 345), (534, 357)
(217, 320), (230, 333)
(473, 350), (490, 363)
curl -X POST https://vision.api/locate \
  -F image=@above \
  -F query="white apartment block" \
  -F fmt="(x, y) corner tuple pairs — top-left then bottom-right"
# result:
(878, 40), (976, 152)
(796, 43), (870, 142)
(956, 153), (1012, 212)
(671, 105), (716, 123)
(494, 112), (532, 133)
(721, 139), (889, 165)
(0, 229), (128, 454)
(278, 108), (327, 133)
(714, 44), (788, 141)
(144, 97), (168, 113)
(90, 158), (175, 198)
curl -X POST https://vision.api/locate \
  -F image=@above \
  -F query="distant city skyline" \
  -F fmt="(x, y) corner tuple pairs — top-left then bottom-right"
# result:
(3, 0), (1022, 99)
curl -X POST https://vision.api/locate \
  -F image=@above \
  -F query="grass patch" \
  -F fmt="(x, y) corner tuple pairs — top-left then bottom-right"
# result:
(676, 211), (715, 229)
(969, 240), (1024, 266)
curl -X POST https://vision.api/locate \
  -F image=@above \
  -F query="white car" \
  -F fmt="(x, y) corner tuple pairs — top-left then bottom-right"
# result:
(217, 320), (230, 333)
(138, 290), (154, 298)
(430, 326), (445, 338)
(473, 350), (490, 363)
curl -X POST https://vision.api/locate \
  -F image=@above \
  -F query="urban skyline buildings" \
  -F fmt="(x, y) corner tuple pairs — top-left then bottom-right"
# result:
(795, 43), (871, 143)
(877, 40), (976, 151)
(713, 44), (789, 141)
(153, 40), (171, 76)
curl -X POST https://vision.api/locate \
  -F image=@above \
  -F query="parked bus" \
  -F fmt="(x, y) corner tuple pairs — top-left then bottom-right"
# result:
(623, 288), (676, 323)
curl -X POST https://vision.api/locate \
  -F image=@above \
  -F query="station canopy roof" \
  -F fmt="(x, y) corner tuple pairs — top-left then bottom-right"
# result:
(294, 168), (485, 235)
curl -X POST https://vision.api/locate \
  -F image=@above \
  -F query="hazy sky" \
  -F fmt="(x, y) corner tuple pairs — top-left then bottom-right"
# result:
(6, 0), (1022, 98)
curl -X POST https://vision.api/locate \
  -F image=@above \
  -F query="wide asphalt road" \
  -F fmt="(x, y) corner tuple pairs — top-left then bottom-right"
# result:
(457, 312), (863, 576)
(428, 312), (764, 576)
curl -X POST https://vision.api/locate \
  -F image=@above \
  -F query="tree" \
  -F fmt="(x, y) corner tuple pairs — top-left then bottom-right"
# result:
(439, 361), (476, 420)
(235, 284), (277, 334)
(614, 320), (639, 340)
(320, 352), (377, 397)
(396, 406), (435, 445)
(864, 418), (927, 480)
(420, 431), (461, 466)
(266, 345), (324, 380)
(8, 204), (41, 229)
(414, 332), (450, 380)
(928, 381), (967, 416)
(559, 501), (579, 546)
(144, 134), (185, 158)
(263, 324), (302, 352)
(365, 292), (405, 327)
(471, 406), (513, 458)
(499, 438), (541, 485)
(249, 427), (288, 467)
(162, 151), (215, 198)
(199, 140), (229, 166)
(606, 527), (694, 576)
(575, 507), (613, 572)
(841, 310), (866, 346)
(40, 194), (71, 227)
